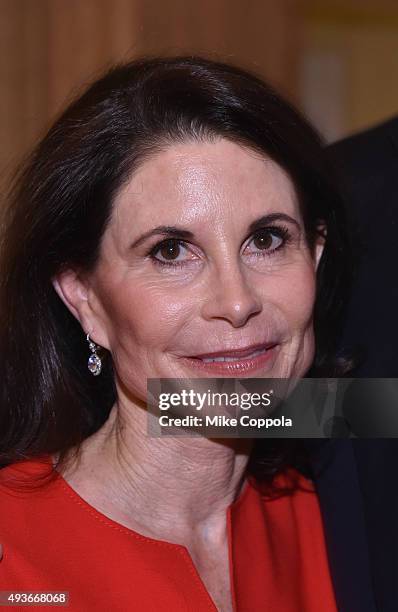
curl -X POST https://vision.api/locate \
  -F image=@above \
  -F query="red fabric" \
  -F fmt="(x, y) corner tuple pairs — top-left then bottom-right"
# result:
(0, 458), (337, 611)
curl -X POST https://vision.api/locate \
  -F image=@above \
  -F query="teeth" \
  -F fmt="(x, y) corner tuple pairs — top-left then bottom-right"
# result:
(202, 347), (267, 363)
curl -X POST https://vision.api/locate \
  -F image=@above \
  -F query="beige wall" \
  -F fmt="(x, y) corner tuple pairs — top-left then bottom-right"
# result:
(2, 0), (398, 188)
(299, 3), (398, 141)
(0, 0), (299, 190)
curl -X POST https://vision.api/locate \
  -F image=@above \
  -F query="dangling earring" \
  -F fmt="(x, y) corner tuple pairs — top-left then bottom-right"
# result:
(86, 333), (102, 376)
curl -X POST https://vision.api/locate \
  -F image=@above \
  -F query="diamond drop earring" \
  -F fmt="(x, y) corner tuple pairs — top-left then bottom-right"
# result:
(86, 333), (102, 376)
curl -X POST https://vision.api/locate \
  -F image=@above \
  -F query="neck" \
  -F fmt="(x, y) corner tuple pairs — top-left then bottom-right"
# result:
(60, 395), (253, 545)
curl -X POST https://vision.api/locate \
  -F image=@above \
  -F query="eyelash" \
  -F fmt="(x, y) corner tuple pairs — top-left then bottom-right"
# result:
(146, 226), (292, 269)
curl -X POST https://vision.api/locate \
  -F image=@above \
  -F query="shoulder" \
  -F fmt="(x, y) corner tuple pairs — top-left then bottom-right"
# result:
(327, 115), (398, 169)
(250, 466), (316, 503)
(0, 457), (59, 523)
(325, 116), (398, 223)
(0, 456), (54, 490)
(326, 115), (398, 204)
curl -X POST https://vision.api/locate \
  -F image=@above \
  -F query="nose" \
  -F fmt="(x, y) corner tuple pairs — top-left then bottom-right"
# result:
(201, 263), (263, 327)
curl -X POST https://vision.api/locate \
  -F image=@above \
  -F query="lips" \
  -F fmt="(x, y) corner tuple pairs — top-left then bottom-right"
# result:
(181, 343), (279, 376)
(189, 342), (277, 361)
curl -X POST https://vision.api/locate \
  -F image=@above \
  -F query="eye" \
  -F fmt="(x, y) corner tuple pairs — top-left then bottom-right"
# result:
(148, 239), (197, 267)
(244, 226), (290, 257)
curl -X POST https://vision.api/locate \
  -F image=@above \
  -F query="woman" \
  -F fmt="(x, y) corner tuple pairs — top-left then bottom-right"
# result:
(0, 56), (351, 611)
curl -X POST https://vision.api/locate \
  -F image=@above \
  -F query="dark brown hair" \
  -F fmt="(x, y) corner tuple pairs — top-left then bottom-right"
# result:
(0, 56), (353, 476)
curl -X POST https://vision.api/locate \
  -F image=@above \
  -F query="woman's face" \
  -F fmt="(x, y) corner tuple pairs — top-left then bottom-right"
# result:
(60, 139), (323, 400)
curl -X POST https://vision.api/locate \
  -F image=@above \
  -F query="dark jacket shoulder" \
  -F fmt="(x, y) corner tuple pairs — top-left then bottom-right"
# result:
(327, 115), (398, 180)
(326, 116), (398, 376)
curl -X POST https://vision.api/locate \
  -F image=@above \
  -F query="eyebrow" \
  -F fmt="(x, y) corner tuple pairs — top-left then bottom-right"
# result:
(130, 226), (195, 249)
(248, 213), (300, 234)
(130, 213), (300, 249)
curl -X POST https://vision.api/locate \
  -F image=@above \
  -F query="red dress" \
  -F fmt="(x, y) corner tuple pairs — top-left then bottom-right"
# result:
(0, 457), (337, 611)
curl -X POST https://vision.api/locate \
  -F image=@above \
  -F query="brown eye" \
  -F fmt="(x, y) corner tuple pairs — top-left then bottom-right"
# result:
(158, 240), (181, 260)
(252, 230), (273, 250)
(149, 239), (198, 268)
(245, 226), (289, 257)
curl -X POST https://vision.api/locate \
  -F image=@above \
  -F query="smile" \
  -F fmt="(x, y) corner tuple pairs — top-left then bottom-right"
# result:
(181, 343), (279, 376)
(201, 347), (268, 363)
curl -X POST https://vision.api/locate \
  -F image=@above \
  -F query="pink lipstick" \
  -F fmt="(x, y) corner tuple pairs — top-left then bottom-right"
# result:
(181, 343), (279, 376)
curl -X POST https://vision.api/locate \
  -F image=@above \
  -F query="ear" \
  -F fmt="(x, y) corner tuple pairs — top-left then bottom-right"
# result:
(52, 269), (109, 348)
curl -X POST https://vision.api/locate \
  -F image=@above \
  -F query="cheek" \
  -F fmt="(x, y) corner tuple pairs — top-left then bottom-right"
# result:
(97, 276), (195, 352)
(263, 262), (317, 333)
(261, 262), (317, 376)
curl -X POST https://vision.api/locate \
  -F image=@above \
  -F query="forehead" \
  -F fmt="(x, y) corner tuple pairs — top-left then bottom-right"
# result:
(109, 139), (300, 241)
